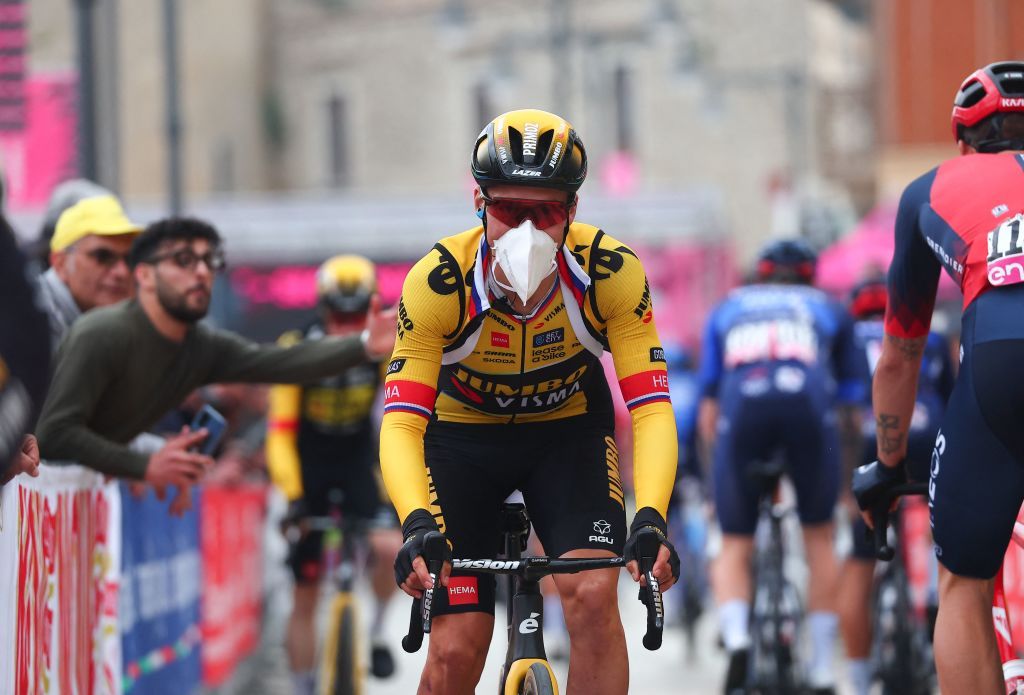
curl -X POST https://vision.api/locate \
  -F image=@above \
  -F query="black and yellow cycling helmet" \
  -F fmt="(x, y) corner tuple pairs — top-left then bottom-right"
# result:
(471, 109), (587, 194)
(315, 254), (377, 315)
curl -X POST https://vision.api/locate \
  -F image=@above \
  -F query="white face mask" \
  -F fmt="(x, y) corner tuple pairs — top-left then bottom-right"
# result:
(490, 219), (559, 305)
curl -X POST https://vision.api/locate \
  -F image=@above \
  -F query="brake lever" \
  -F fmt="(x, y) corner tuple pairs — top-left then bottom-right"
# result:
(634, 529), (664, 651)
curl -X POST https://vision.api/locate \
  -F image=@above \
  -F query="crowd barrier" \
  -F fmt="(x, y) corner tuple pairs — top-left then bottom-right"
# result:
(0, 467), (268, 695)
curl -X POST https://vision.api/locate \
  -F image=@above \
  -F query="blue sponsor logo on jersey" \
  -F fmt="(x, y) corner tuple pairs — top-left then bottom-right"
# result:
(533, 328), (565, 348)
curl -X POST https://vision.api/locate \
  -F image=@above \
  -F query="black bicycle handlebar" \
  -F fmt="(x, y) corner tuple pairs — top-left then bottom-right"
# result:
(401, 597), (423, 653)
(401, 533), (664, 653)
(868, 482), (927, 561)
(634, 529), (664, 651)
(401, 531), (448, 653)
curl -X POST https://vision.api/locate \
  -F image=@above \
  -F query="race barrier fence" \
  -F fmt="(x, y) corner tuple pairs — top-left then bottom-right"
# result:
(0, 467), (268, 695)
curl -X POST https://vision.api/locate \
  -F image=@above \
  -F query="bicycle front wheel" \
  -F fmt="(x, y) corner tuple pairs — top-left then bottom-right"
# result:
(320, 593), (361, 695)
(519, 663), (556, 695)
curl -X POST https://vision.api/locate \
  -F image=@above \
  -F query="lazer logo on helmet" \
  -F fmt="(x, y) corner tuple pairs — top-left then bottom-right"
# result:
(522, 122), (540, 158)
(512, 169), (543, 177)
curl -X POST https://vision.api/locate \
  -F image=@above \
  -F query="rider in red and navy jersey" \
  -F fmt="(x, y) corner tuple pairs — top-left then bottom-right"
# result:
(855, 61), (1024, 695)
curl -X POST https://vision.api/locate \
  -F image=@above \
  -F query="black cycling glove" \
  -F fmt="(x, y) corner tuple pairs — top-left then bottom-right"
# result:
(623, 507), (680, 582)
(394, 508), (451, 587)
(852, 459), (907, 512)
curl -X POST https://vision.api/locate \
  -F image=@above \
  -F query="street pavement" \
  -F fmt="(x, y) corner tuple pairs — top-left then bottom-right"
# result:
(218, 568), (862, 694)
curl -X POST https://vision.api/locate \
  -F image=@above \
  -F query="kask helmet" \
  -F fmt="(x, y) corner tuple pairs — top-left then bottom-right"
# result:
(472, 109), (587, 194)
(316, 254), (376, 315)
(849, 278), (888, 319)
(951, 61), (1024, 144)
(756, 239), (817, 284)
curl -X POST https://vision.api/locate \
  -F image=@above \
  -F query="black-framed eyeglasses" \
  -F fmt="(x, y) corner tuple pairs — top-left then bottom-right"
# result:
(82, 248), (132, 269)
(147, 248), (226, 272)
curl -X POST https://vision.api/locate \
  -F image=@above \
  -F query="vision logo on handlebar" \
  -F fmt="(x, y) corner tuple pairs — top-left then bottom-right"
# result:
(452, 559), (522, 570)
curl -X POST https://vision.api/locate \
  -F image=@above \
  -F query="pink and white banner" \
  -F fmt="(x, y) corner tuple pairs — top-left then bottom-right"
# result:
(0, 465), (121, 695)
(0, 72), (78, 211)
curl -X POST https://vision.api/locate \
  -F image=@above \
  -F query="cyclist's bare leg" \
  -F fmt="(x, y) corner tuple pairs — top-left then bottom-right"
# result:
(803, 521), (839, 687)
(803, 522), (838, 614)
(836, 558), (874, 659)
(712, 534), (754, 604)
(286, 583), (319, 678)
(368, 528), (402, 605)
(368, 528), (403, 674)
(418, 612), (493, 695)
(534, 537), (568, 657)
(712, 534), (754, 654)
(934, 565), (1002, 695)
(554, 549), (627, 695)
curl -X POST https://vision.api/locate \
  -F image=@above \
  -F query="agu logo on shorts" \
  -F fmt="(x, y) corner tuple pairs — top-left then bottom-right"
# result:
(590, 519), (614, 545)
(447, 576), (479, 606)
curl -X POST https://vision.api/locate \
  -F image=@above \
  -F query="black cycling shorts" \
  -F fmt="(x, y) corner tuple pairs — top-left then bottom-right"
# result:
(288, 434), (398, 584)
(930, 332), (1024, 579)
(712, 390), (840, 535)
(422, 415), (626, 616)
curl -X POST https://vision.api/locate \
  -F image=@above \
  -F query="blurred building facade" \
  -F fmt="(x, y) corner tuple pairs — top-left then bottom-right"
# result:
(874, 0), (1024, 197)
(23, 0), (876, 260)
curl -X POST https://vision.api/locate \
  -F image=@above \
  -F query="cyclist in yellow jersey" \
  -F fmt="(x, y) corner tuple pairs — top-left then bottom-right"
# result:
(266, 255), (403, 695)
(381, 109), (680, 695)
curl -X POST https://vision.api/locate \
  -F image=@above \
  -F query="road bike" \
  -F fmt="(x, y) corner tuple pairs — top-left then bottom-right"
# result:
(402, 502), (665, 694)
(283, 503), (369, 695)
(859, 473), (1024, 694)
(743, 458), (804, 694)
(859, 483), (934, 695)
(668, 475), (710, 661)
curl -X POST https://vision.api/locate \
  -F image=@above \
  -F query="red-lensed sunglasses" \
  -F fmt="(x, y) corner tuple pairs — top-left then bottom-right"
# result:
(481, 195), (571, 229)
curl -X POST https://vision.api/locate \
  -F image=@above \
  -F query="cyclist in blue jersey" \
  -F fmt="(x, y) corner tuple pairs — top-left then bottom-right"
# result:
(699, 240), (862, 695)
(837, 277), (954, 695)
(854, 61), (1024, 694)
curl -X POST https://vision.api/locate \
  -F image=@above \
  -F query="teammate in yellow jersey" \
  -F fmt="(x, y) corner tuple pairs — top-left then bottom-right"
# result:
(380, 109), (680, 695)
(266, 255), (403, 695)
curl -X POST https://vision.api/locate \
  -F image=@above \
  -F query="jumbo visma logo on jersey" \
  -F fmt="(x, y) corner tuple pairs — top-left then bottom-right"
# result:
(443, 354), (592, 414)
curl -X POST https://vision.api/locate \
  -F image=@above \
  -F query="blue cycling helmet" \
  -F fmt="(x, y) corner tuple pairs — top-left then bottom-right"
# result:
(755, 239), (817, 284)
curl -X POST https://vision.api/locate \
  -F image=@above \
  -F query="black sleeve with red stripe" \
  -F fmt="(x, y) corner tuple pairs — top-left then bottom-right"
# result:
(884, 168), (943, 340)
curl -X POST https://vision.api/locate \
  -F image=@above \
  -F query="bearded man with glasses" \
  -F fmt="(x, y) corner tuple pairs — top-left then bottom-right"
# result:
(36, 217), (397, 509)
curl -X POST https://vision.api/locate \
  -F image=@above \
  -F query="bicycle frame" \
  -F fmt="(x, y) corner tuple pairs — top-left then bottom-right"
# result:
(286, 510), (368, 695)
(497, 503), (555, 692)
(995, 519), (1024, 693)
(870, 504), (934, 694)
(863, 480), (1024, 694)
(748, 468), (801, 691)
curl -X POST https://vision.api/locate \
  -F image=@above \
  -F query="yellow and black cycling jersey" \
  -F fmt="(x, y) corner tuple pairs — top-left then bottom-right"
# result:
(380, 222), (678, 523)
(266, 323), (381, 501)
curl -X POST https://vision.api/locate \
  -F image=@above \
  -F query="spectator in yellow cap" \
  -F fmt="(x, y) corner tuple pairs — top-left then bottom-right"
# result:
(37, 194), (142, 350)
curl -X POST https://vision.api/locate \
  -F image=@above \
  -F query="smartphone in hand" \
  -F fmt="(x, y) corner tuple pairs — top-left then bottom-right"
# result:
(188, 404), (227, 456)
